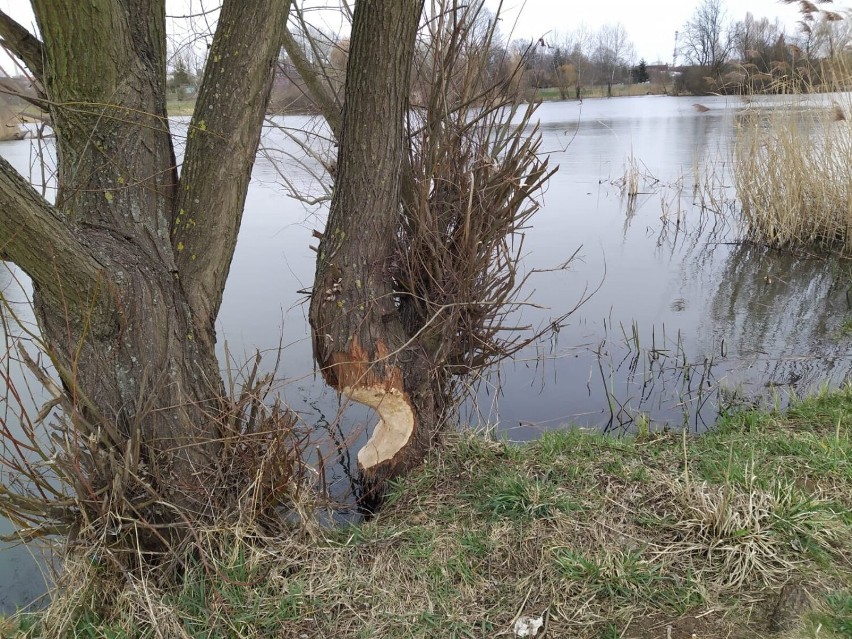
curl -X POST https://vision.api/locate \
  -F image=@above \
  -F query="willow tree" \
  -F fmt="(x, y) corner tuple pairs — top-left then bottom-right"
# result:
(308, 0), (553, 500)
(309, 0), (425, 498)
(0, 0), (554, 547)
(0, 0), (289, 538)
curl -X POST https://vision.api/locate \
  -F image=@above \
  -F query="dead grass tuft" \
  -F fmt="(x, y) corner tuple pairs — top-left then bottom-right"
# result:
(651, 473), (839, 589)
(0, 333), (318, 631)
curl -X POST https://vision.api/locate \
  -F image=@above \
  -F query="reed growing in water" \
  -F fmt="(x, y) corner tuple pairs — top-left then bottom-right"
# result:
(732, 73), (852, 253)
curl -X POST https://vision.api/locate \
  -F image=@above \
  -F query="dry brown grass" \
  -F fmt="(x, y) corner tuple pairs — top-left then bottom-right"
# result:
(733, 89), (852, 252)
(0, 329), (317, 632)
(13, 389), (851, 637)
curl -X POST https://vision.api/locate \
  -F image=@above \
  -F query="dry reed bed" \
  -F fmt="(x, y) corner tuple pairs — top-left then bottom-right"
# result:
(733, 95), (852, 252)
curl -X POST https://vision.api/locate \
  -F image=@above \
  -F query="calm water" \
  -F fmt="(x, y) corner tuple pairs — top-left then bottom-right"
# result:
(2, 94), (850, 612)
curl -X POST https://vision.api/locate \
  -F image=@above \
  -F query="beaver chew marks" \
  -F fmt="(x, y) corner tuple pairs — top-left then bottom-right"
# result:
(346, 385), (415, 469)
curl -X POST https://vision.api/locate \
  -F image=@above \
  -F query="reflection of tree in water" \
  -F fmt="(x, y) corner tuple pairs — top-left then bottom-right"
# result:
(708, 243), (852, 393)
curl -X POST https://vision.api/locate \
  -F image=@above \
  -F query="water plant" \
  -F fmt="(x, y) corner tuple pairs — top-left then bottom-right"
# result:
(732, 78), (852, 252)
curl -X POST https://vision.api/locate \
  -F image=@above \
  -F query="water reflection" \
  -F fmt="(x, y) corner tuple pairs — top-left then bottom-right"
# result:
(1, 264), (50, 614)
(467, 96), (851, 437)
(706, 243), (852, 395)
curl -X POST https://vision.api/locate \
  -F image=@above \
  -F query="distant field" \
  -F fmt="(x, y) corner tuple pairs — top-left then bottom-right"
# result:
(166, 99), (196, 117)
(536, 84), (667, 101)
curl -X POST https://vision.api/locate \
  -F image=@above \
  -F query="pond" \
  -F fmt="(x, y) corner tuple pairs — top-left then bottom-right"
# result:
(2, 94), (850, 613)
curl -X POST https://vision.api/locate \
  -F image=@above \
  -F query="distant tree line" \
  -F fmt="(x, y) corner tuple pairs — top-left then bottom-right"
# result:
(678, 0), (852, 95)
(167, 0), (852, 113)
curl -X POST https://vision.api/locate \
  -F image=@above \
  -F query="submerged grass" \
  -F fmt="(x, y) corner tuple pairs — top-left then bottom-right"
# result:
(4, 387), (852, 638)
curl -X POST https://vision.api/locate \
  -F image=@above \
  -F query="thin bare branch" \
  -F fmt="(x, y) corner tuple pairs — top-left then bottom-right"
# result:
(281, 26), (342, 135)
(0, 10), (44, 81)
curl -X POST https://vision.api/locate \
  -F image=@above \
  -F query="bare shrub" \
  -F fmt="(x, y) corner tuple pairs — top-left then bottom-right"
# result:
(395, 0), (561, 389)
(0, 329), (310, 590)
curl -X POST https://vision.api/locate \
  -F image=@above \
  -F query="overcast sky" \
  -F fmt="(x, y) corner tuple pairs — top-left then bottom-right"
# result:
(484, 0), (845, 63)
(0, 0), (848, 71)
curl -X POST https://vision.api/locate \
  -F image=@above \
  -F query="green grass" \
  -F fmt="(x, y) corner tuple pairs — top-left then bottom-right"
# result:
(693, 387), (852, 498)
(799, 590), (852, 638)
(535, 83), (666, 101)
(818, 590), (852, 636)
(9, 386), (852, 638)
(165, 99), (196, 117)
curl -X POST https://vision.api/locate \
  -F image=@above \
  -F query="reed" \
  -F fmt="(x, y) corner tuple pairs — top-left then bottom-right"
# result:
(732, 81), (852, 253)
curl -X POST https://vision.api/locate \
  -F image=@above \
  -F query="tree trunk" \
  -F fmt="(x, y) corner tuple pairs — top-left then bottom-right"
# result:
(28, 0), (217, 512)
(309, 0), (434, 504)
(1, 0), (288, 528)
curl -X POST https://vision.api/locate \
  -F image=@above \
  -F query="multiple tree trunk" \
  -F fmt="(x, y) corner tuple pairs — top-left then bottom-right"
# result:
(0, 0), (289, 516)
(0, 0), (440, 526)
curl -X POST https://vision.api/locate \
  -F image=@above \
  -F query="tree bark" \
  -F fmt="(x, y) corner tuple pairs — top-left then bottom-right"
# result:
(0, 0), (289, 522)
(175, 0), (290, 343)
(309, 0), (435, 504)
(0, 10), (45, 80)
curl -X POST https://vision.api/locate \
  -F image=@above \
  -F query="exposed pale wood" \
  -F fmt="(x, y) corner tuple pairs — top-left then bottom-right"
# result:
(309, 0), (429, 498)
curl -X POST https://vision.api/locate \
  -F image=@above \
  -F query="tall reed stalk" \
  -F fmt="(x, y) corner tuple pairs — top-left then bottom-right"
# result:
(733, 77), (852, 252)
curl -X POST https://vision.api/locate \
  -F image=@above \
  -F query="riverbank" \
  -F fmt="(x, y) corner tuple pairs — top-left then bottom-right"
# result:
(3, 386), (851, 638)
(166, 99), (196, 117)
(169, 86), (666, 118)
(536, 84), (669, 101)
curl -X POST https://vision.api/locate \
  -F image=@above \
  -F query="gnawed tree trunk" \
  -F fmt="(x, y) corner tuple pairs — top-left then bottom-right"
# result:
(309, 0), (435, 502)
(307, 1), (555, 506)
(0, 0), (288, 537)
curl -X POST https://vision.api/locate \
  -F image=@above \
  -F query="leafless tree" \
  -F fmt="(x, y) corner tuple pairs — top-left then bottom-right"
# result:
(564, 25), (594, 100)
(681, 0), (733, 78)
(732, 13), (784, 66)
(304, 0), (558, 501)
(593, 23), (633, 97)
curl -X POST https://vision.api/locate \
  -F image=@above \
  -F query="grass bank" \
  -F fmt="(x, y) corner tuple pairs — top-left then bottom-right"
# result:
(166, 99), (196, 117)
(3, 387), (852, 638)
(535, 84), (667, 101)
